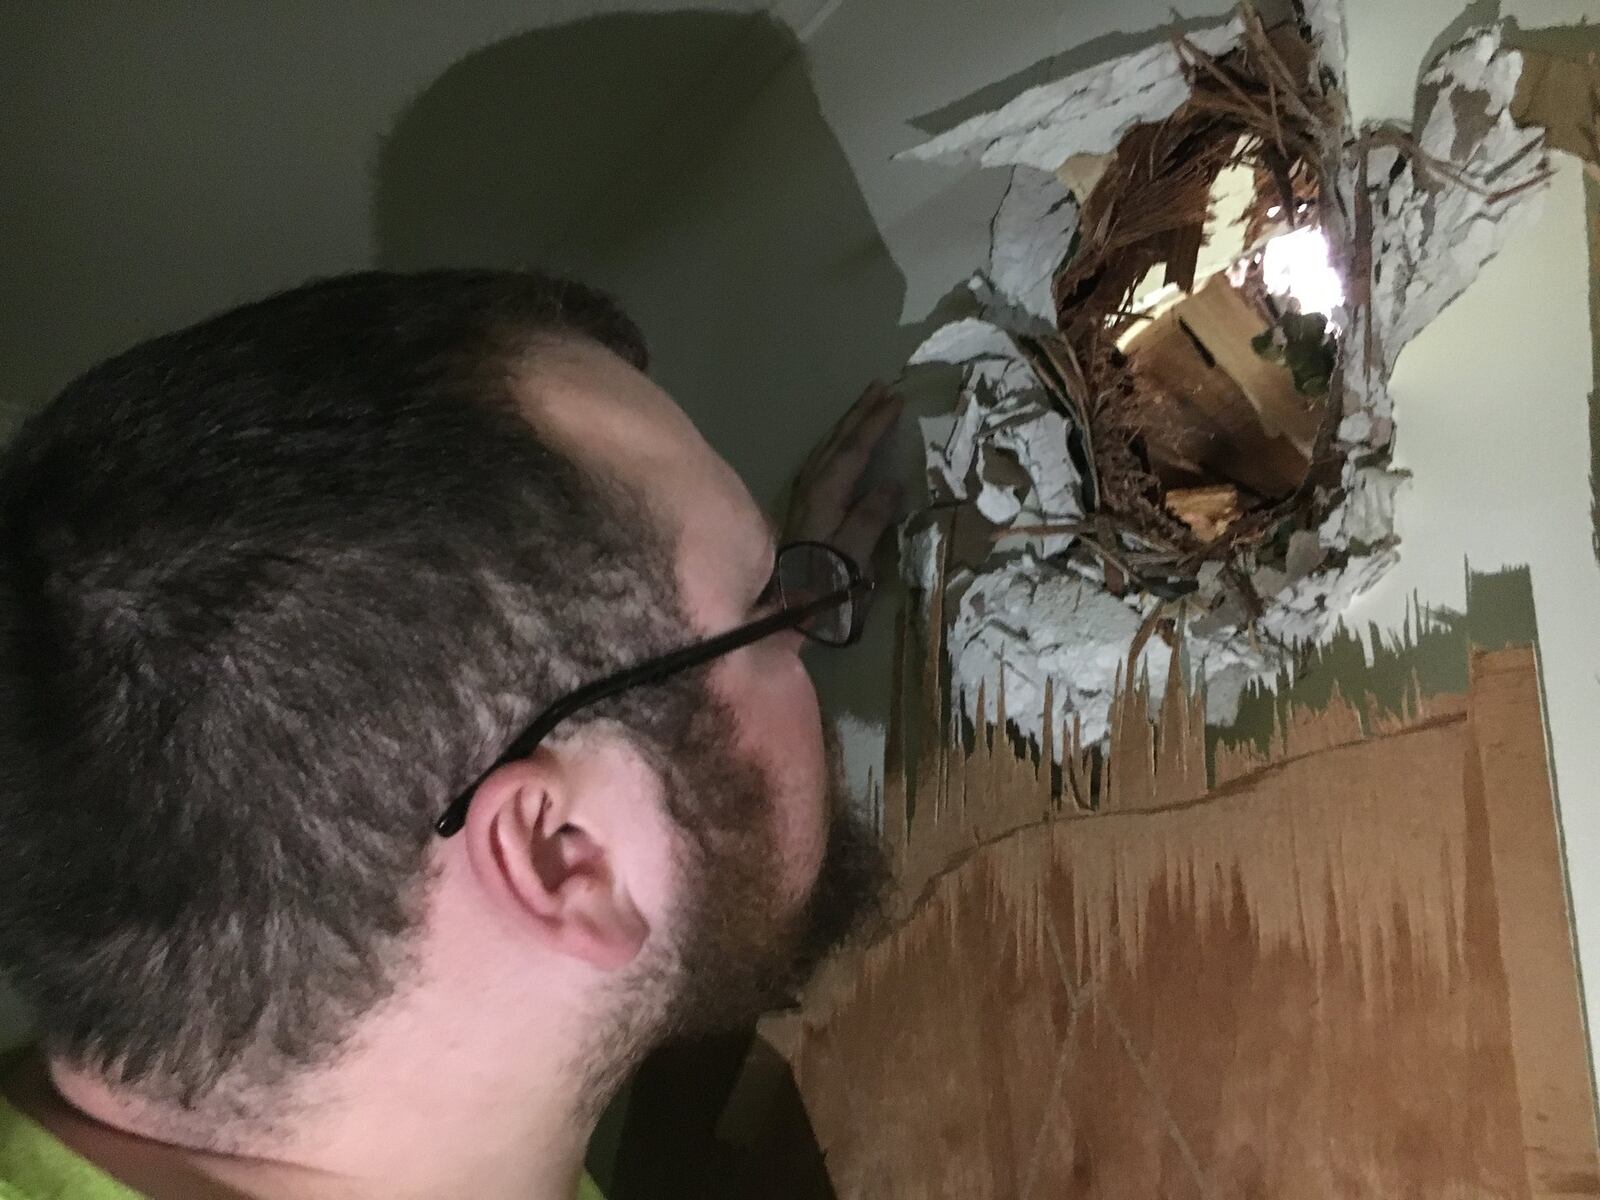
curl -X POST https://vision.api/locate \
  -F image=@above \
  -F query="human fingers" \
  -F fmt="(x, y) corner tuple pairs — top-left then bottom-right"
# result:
(797, 389), (904, 533)
(829, 481), (904, 577)
(794, 381), (898, 490)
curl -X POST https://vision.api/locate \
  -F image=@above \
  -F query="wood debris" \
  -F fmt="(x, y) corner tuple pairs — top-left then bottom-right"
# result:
(1165, 483), (1242, 541)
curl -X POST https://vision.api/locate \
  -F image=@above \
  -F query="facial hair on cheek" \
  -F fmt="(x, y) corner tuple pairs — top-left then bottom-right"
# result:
(647, 713), (893, 1041)
(785, 721), (893, 978)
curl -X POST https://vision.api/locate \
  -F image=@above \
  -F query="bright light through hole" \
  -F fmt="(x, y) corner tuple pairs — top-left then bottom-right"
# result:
(1261, 225), (1344, 319)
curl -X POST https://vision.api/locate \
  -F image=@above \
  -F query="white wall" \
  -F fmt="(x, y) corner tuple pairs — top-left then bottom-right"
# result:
(0, 0), (831, 427)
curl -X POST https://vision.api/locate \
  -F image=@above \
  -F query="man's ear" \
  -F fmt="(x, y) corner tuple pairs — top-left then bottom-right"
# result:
(461, 753), (650, 971)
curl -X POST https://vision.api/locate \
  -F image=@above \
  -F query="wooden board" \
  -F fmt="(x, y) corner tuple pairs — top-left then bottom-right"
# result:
(1123, 293), (1310, 499)
(1470, 650), (1600, 1198)
(727, 630), (1599, 1198)
(1176, 274), (1322, 454)
(1513, 47), (1600, 176)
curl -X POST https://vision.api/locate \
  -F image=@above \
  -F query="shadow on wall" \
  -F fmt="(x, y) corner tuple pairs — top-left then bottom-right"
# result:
(375, 10), (764, 277)
(373, 10), (916, 732)
(373, 9), (913, 510)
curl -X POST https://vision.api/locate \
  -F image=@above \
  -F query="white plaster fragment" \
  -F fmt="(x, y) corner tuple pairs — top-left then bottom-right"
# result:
(989, 406), (1081, 519)
(900, 520), (945, 597)
(975, 451), (1025, 524)
(1320, 463), (1408, 548)
(897, 19), (1245, 173)
(949, 553), (1159, 747)
(1257, 548), (1399, 645)
(989, 167), (1079, 324)
(922, 394), (983, 500)
(1337, 411), (1373, 445)
(948, 553), (1274, 753)
(908, 317), (1017, 367)
(1364, 30), (1548, 374)
(968, 351), (1041, 400)
(911, 317), (1083, 556)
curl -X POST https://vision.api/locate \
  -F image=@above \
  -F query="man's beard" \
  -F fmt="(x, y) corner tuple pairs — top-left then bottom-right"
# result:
(574, 699), (891, 1113)
(597, 700), (891, 1057)
(654, 711), (891, 1039)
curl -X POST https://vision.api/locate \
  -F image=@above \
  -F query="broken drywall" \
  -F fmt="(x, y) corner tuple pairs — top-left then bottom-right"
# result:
(896, 7), (1552, 759)
(987, 168), (1080, 327)
(899, 19), (1245, 173)
(1362, 34), (1548, 373)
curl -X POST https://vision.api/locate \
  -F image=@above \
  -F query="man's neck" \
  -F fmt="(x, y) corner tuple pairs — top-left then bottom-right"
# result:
(0, 862), (645, 1199)
(3, 1035), (599, 1200)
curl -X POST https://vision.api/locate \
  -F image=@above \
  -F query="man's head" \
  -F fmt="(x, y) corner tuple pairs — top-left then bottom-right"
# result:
(0, 269), (887, 1122)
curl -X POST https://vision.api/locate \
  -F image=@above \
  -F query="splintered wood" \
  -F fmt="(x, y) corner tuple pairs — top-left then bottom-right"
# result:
(1512, 45), (1600, 178)
(740, 616), (1599, 1199)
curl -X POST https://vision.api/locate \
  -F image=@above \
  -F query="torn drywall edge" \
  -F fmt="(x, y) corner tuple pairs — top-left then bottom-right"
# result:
(1359, 30), (1549, 376)
(896, 18), (1246, 172)
(1296, 0), (1348, 94)
(907, 315), (1017, 367)
(895, 14), (1554, 764)
(1320, 461), (1408, 548)
(946, 552), (1270, 748)
(989, 168), (1079, 326)
(948, 553), (1164, 746)
(920, 399), (980, 500)
(984, 402), (1082, 523)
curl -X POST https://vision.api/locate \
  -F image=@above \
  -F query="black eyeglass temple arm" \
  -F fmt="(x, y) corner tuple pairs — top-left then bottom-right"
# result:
(433, 577), (869, 837)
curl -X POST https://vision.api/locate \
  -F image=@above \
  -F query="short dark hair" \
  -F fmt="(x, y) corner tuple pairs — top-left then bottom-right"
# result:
(0, 269), (698, 1107)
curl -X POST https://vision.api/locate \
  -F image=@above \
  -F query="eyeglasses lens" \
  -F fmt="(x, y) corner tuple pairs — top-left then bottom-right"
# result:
(777, 543), (853, 646)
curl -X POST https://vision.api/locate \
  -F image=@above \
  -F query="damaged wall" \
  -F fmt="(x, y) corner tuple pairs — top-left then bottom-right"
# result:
(898, 0), (1600, 1089)
(1333, 0), (1600, 1092)
(894, 9), (1560, 764)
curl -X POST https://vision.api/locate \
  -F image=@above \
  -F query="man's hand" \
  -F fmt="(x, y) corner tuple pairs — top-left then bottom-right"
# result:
(783, 381), (905, 576)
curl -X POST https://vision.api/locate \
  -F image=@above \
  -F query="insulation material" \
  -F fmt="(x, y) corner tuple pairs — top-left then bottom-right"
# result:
(895, 7), (1552, 758)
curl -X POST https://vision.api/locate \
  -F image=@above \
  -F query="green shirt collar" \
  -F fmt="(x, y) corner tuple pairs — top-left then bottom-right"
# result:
(0, 1085), (604, 1200)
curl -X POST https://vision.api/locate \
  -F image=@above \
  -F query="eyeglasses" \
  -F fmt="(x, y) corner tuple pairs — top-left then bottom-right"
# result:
(433, 540), (872, 837)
